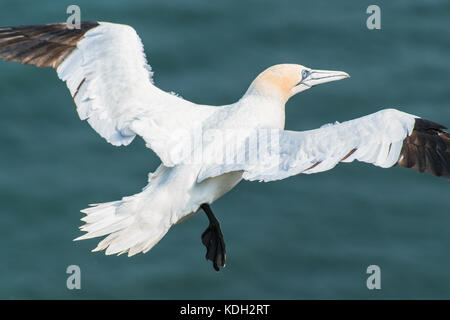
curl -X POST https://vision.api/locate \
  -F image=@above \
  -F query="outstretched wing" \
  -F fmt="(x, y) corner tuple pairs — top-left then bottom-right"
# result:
(0, 21), (215, 166)
(198, 109), (450, 182)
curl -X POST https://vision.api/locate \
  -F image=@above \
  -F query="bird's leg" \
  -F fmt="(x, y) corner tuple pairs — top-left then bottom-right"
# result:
(200, 203), (226, 271)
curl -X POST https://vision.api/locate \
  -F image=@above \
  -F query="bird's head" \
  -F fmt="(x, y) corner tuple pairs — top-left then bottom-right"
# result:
(247, 64), (349, 102)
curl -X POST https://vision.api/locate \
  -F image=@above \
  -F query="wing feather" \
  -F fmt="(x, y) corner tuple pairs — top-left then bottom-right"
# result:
(0, 21), (215, 166)
(197, 109), (450, 182)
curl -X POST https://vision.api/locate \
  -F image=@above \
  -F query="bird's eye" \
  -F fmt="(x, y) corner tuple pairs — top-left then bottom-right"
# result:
(301, 69), (311, 80)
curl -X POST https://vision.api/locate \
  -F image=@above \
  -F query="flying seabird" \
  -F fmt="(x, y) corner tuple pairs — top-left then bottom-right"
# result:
(0, 21), (449, 271)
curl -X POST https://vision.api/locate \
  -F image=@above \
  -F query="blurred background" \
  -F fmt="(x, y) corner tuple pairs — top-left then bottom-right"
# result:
(0, 0), (449, 299)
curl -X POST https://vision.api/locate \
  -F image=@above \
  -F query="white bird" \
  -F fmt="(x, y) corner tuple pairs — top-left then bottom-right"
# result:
(0, 21), (449, 271)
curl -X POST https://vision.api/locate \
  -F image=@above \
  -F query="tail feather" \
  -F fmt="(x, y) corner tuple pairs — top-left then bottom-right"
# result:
(74, 192), (172, 257)
(76, 216), (135, 240)
(91, 232), (121, 252)
(104, 226), (150, 255)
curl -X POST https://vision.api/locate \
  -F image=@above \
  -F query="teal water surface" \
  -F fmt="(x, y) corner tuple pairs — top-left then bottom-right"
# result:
(0, 0), (449, 299)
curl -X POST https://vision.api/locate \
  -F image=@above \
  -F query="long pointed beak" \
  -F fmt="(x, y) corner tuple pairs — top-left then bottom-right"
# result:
(302, 69), (350, 87)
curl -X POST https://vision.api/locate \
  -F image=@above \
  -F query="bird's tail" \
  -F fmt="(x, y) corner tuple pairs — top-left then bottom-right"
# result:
(74, 189), (173, 257)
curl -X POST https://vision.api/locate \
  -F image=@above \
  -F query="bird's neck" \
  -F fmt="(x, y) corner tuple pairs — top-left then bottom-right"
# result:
(244, 81), (289, 103)
(237, 91), (286, 130)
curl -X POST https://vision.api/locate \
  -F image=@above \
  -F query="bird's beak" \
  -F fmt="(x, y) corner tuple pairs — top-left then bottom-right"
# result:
(291, 69), (349, 96)
(302, 69), (350, 88)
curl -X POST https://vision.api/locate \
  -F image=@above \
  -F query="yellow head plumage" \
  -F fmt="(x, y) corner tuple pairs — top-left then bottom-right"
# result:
(247, 64), (349, 102)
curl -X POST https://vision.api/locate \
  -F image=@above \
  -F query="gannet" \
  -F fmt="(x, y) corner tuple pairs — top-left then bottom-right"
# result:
(0, 21), (449, 271)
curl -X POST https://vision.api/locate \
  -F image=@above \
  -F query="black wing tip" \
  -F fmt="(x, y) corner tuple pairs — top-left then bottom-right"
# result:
(0, 21), (100, 68)
(414, 118), (448, 131)
(0, 21), (99, 32)
(398, 117), (450, 179)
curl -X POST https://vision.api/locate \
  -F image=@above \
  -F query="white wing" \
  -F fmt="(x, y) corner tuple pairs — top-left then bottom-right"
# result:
(198, 109), (450, 182)
(0, 21), (216, 166)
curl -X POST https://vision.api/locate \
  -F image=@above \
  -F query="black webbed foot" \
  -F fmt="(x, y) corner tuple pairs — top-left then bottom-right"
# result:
(200, 204), (226, 271)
